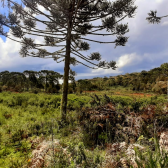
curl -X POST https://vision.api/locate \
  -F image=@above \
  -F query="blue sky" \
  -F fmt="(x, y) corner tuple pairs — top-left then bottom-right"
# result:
(0, 0), (168, 82)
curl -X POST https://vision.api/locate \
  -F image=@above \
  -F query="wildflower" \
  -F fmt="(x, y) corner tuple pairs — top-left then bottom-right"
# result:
(28, 159), (31, 162)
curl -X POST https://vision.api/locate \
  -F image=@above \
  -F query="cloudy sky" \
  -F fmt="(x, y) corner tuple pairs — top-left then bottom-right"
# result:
(0, 0), (168, 81)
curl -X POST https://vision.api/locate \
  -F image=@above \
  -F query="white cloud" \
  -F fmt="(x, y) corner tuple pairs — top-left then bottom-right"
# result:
(38, 5), (46, 13)
(117, 53), (142, 68)
(0, 3), (65, 72)
(0, 0), (168, 80)
(156, 0), (163, 3)
(82, 68), (122, 78)
(0, 31), (61, 71)
(0, 36), (21, 69)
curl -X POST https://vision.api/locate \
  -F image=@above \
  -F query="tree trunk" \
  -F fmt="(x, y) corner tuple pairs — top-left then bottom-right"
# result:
(61, 22), (71, 122)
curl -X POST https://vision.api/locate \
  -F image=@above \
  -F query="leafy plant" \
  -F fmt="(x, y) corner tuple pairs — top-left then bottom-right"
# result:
(131, 136), (168, 168)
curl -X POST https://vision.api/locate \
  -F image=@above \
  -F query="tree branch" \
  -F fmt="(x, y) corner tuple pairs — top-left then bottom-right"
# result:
(80, 37), (115, 44)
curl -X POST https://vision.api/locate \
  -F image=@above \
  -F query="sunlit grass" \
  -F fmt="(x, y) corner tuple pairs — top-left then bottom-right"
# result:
(0, 91), (167, 167)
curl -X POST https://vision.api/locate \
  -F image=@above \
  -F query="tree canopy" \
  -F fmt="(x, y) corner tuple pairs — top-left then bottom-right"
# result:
(0, 0), (137, 122)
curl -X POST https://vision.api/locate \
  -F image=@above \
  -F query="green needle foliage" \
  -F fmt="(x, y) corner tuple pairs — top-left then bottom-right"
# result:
(0, 0), (137, 122)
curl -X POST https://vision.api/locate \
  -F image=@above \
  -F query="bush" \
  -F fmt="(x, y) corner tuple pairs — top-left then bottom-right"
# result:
(28, 97), (38, 106)
(52, 88), (58, 93)
(2, 85), (7, 91)
(68, 87), (74, 94)
(77, 87), (83, 94)
(49, 96), (61, 108)
(110, 96), (133, 107)
(14, 85), (23, 92)
(32, 88), (39, 94)
(47, 86), (58, 93)
(38, 98), (45, 107)
(131, 100), (142, 112)
(15, 95), (28, 106)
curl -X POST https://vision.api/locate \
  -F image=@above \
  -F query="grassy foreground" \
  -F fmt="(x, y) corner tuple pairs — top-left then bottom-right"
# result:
(0, 91), (168, 167)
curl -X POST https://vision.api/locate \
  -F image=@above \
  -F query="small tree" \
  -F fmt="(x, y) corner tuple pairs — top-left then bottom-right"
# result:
(0, 0), (137, 122)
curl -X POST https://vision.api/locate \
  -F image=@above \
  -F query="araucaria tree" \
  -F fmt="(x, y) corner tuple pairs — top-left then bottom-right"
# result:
(146, 10), (168, 24)
(0, 0), (137, 122)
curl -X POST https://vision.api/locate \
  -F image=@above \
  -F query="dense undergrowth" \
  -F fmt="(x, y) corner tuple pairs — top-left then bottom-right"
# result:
(0, 91), (168, 167)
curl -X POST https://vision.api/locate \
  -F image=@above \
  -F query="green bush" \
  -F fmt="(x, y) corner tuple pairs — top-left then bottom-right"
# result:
(38, 98), (45, 107)
(68, 87), (74, 94)
(0, 114), (6, 126)
(110, 96), (133, 107)
(46, 86), (59, 93)
(49, 96), (61, 108)
(131, 100), (143, 112)
(3, 97), (15, 107)
(28, 97), (38, 106)
(32, 88), (39, 94)
(15, 95), (28, 106)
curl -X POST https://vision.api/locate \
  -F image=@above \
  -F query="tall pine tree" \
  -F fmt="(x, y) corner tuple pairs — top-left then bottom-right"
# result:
(0, 0), (137, 122)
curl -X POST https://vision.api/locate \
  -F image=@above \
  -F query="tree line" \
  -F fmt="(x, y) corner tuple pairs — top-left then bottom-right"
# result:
(1, 62), (167, 95)
(0, 0), (137, 122)
(77, 63), (168, 94)
(0, 70), (63, 93)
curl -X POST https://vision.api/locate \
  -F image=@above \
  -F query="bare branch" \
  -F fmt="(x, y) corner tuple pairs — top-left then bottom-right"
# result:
(80, 37), (115, 44)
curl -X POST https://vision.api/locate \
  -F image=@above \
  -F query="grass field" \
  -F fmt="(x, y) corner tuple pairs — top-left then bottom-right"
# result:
(0, 90), (168, 167)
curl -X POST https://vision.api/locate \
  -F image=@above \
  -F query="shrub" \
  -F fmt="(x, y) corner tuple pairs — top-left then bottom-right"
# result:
(52, 87), (58, 93)
(15, 95), (28, 106)
(2, 85), (7, 91)
(47, 86), (58, 93)
(14, 85), (23, 92)
(32, 88), (39, 94)
(132, 137), (168, 168)
(131, 100), (142, 112)
(28, 97), (38, 106)
(38, 98), (45, 107)
(76, 87), (83, 94)
(68, 87), (74, 94)
(6, 97), (15, 107)
(49, 96), (61, 108)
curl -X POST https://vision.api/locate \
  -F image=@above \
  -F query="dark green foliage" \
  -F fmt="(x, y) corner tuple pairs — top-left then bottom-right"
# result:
(0, 70), (62, 94)
(131, 100), (142, 112)
(146, 10), (162, 24)
(68, 87), (74, 94)
(32, 88), (39, 94)
(80, 62), (168, 93)
(77, 79), (93, 92)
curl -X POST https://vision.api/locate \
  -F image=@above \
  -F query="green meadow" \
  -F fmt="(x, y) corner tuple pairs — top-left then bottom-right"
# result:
(0, 90), (168, 167)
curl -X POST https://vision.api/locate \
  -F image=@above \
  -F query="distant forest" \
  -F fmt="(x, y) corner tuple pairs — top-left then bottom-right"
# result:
(77, 63), (168, 94)
(0, 70), (63, 93)
(0, 63), (168, 94)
